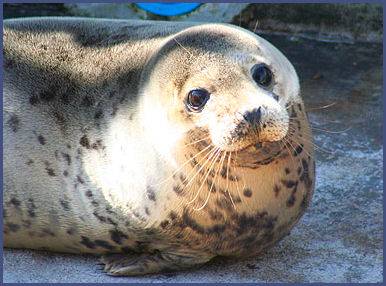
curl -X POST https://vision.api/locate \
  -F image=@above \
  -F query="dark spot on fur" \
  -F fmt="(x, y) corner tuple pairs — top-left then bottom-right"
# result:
(300, 159), (313, 189)
(109, 229), (128, 245)
(145, 207), (150, 215)
(243, 188), (253, 198)
(93, 211), (106, 223)
(39, 90), (56, 102)
(179, 174), (186, 183)
(91, 140), (103, 150)
(285, 168), (291, 175)
(46, 167), (56, 177)
(37, 135), (46, 145)
(208, 209), (224, 221)
(273, 185), (281, 197)
(66, 228), (76, 235)
(160, 220), (169, 228)
(146, 186), (156, 202)
(234, 211), (276, 236)
(293, 144), (304, 156)
(215, 198), (234, 212)
(27, 198), (36, 217)
(206, 179), (217, 193)
(169, 211), (177, 221)
(107, 218), (118, 226)
(29, 95), (40, 105)
(281, 180), (297, 189)
(297, 166), (302, 175)
(85, 190), (93, 197)
(77, 175), (85, 184)
(10, 197), (21, 207)
(286, 193), (296, 207)
(59, 200), (70, 211)
(91, 200), (99, 207)
(181, 210), (226, 235)
(26, 159), (34, 165)
(7, 114), (20, 132)
(94, 110), (104, 120)
(7, 223), (20, 232)
(297, 103), (302, 111)
(80, 236), (96, 249)
(95, 240), (115, 250)
(173, 185), (183, 196)
(63, 170), (69, 177)
(80, 135), (90, 149)
(228, 174), (239, 181)
(62, 153), (71, 165)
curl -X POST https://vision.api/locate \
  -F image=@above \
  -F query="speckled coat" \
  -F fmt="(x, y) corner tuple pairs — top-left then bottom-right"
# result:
(3, 17), (315, 275)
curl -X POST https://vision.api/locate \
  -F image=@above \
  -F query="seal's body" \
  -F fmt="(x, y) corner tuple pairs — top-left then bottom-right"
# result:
(4, 17), (315, 275)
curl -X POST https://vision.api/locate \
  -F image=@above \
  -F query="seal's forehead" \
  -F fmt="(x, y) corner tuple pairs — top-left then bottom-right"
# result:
(173, 24), (287, 67)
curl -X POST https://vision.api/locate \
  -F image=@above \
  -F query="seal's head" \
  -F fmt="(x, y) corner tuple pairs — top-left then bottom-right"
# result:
(140, 23), (301, 158)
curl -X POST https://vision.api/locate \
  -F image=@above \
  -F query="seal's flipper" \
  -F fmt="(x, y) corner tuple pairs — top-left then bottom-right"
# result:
(100, 251), (213, 276)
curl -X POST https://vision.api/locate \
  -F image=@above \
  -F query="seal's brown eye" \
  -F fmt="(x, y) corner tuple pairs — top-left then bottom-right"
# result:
(251, 64), (273, 87)
(186, 89), (210, 112)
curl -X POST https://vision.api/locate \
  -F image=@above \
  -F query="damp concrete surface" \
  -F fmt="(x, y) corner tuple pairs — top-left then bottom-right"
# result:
(3, 32), (383, 283)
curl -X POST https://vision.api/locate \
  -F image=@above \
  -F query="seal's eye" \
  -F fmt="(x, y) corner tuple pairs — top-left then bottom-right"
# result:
(251, 64), (273, 87)
(186, 89), (210, 112)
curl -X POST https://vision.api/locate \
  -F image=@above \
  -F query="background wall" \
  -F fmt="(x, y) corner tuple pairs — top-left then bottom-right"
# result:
(4, 3), (383, 43)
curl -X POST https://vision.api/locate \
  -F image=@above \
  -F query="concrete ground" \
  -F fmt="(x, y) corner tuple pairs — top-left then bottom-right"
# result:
(3, 31), (383, 283)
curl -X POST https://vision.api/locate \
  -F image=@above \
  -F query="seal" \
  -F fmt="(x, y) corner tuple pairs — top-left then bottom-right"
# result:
(3, 17), (315, 276)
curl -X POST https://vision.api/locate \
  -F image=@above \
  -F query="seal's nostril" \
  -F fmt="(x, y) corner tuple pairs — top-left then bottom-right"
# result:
(243, 107), (262, 127)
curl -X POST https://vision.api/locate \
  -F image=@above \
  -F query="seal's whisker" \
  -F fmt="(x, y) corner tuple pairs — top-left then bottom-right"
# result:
(173, 38), (194, 59)
(232, 151), (244, 206)
(285, 102), (295, 111)
(151, 144), (212, 187)
(183, 135), (211, 148)
(193, 150), (225, 211)
(292, 134), (334, 155)
(182, 146), (218, 189)
(175, 146), (218, 210)
(253, 18), (259, 33)
(310, 126), (352, 134)
(306, 102), (337, 111)
(286, 128), (313, 159)
(188, 148), (221, 206)
(288, 127), (334, 154)
(288, 117), (351, 134)
(282, 137), (297, 166)
(226, 151), (236, 209)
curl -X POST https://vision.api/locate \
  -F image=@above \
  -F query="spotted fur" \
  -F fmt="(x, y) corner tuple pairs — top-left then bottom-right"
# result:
(4, 18), (315, 276)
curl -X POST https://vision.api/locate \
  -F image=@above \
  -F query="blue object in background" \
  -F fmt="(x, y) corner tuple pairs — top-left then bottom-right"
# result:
(136, 3), (201, 17)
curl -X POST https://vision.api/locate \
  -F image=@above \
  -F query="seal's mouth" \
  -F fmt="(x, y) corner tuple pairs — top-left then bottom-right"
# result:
(185, 128), (289, 168)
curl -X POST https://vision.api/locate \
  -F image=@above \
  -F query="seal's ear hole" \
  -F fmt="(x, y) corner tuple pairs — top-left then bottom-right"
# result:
(251, 64), (273, 88)
(186, 88), (210, 112)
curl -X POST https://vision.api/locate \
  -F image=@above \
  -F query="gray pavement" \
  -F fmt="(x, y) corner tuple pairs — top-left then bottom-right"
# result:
(3, 32), (383, 283)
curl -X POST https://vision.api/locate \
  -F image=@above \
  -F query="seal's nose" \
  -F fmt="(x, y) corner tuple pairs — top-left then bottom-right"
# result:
(243, 107), (262, 127)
